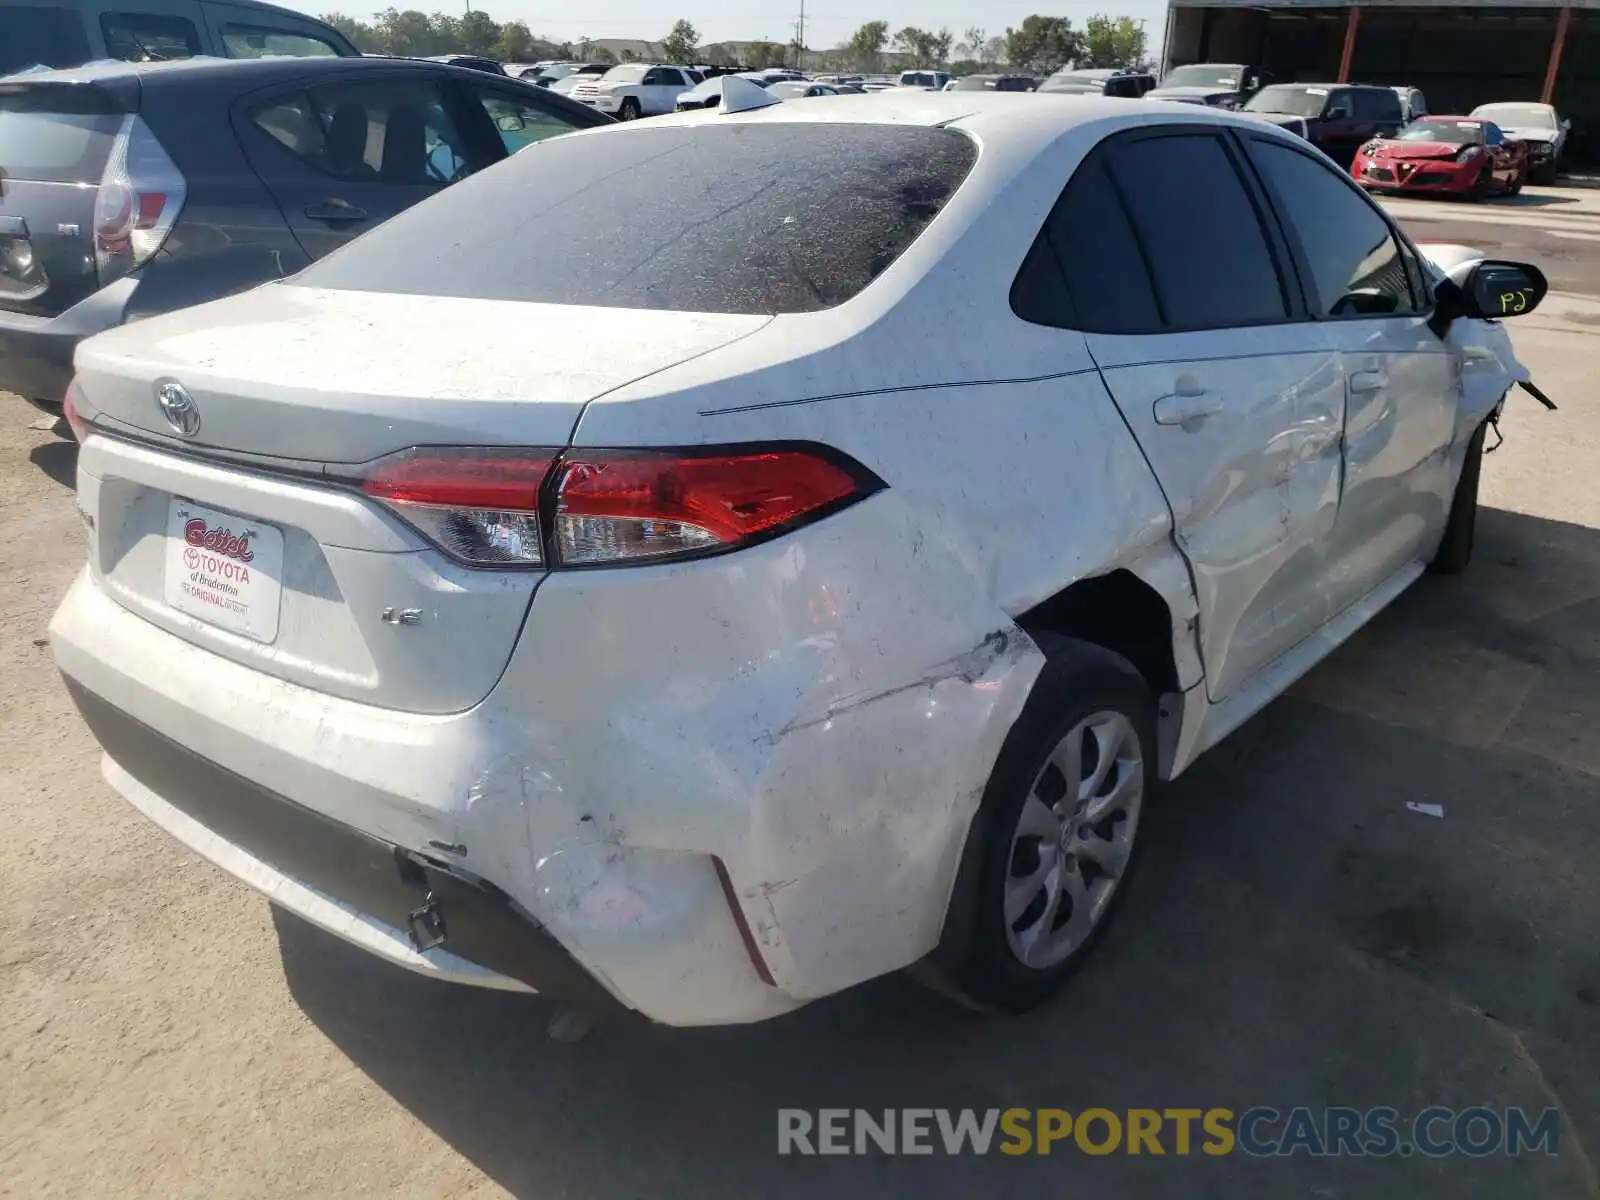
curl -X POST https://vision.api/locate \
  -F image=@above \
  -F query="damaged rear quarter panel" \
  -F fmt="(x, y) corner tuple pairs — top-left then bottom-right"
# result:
(488, 494), (1045, 1000)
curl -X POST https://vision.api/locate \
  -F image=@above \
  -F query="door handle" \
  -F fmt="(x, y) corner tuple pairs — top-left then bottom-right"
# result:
(1152, 389), (1223, 426)
(304, 199), (368, 222)
(1349, 370), (1389, 394)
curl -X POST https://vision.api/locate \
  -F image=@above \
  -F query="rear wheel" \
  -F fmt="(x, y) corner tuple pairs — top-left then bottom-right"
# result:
(619, 98), (642, 120)
(919, 639), (1155, 1012)
(1429, 419), (1487, 574)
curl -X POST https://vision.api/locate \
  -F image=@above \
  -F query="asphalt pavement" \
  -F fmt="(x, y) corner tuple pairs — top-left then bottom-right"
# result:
(0, 185), (1597, 1199)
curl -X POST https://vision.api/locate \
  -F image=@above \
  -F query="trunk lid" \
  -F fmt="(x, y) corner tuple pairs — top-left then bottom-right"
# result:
(74, 283), (771, 461)
(71, 284), (769, 714)
(0, 78), (134, 316)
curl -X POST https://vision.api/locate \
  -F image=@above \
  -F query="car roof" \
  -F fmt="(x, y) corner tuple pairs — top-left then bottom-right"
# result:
(0, 54), (496, 90)
(645, 89), (1297, 160)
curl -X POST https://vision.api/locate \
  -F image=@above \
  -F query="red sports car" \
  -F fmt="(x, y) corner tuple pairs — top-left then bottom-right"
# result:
(1351, 116), (1527, 198)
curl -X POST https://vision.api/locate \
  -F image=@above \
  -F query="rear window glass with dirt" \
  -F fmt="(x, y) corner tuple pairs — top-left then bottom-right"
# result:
(0, 92), (122, 184)
(293, 123), (979, 314)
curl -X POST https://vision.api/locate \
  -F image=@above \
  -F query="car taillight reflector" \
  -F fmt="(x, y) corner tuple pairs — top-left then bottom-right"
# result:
(350, 444), (878, 569)
(553, 449), (866, 565)
(62, 380), (91, 443)
(359, 446), (557, 566)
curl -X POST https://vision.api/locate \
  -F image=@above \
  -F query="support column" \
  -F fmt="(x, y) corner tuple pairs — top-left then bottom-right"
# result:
(1542, 6), (1572, 105)
(1337, 5), (1362, 83)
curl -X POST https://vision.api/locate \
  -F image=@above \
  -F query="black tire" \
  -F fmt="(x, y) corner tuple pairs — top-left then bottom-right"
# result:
(1534, 160), (1558, 186)
(1429, 420), (1487, 574)
(618, 98), (642, 121)
(1472, 164), (1495, 200)
(919, 637), (1156, 1013)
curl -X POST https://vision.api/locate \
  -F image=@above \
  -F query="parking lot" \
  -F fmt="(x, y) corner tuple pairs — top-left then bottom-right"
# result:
(1, 187), (1598, 1198)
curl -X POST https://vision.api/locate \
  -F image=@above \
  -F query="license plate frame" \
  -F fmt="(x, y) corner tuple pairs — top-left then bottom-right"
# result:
(163, 497), (284, 644)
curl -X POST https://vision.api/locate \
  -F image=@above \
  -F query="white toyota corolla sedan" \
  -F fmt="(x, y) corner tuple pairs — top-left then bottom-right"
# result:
(52, 92), (1547, 1026)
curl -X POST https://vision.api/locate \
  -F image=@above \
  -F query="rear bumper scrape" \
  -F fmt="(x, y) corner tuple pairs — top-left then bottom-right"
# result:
(66, 678), (618, 1005)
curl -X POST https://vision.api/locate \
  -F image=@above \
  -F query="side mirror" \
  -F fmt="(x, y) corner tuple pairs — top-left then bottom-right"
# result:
(1462, 260), (1547, 318)
(495, 113), (527, 133)
(1429, 259), (1548, 335)
(1326, 103), (1352, 120)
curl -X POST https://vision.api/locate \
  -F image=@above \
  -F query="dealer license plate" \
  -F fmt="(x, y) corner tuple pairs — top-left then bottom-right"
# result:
(163, 498), (284, 643)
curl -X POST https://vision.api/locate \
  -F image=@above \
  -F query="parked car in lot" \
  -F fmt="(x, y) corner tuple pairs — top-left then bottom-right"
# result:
(765, 80), (842, 100)
(1243, 83), (1404, 166)
(546, 64), (608, 95)
(1470, 101), (1568, 184)
(0, 55), (609, 410)
(1393, 85), (1428, 123)
(568, 62), (698, 118)
(423, 54), (506, 76)
(50, 91), (1548, 1027)
(948, 73), (1037, 93)
(1145, 62), (1268, 108)
(896, 69), (950, 90)
(1038, 68), (1154, 98)
(2, 0), (357, 75)
(1353, 116), (1526, 198)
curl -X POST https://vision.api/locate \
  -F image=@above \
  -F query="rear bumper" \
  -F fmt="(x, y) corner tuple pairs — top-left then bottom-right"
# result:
(51, 476), (1045, 1025)
(67, 678), (610, 1002)
(0, 279), (132, 405)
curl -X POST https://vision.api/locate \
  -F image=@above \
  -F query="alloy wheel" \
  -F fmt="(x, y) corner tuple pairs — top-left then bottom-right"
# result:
(1003, 709), (1145, 970)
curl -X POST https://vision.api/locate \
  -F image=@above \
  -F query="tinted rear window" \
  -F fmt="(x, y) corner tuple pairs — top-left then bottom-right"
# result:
(0, 91), (123, 183)
(1, 7), (91, 75)
(295, 124), (978, 314)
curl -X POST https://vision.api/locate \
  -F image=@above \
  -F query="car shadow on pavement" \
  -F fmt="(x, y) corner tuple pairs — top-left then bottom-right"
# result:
(28, 438), (77, 490)
(275, 504), (1600, 1200)
(1486, 193), (1581, 208)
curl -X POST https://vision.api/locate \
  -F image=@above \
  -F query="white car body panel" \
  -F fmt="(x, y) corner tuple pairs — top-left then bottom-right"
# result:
(52, 93), (1539, 1024)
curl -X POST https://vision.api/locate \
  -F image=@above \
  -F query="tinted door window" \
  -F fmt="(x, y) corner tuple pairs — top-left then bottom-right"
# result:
(473, 87), (585, 154)
(2, 7), (91, 74)
(101, 12), (200, 62)
(221, 25), (339, 58)
(643, 68), (675, 86)
(1352, 88), (1401, 124)
(251, 77), (473, 184)
(1011, 157), (1161, 333)
(1249, 139), (1421, 317)
(1106, 133), (1288, 329)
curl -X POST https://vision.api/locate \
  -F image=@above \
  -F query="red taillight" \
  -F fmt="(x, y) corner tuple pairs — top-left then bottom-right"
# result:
(553, 449), (867, 565)
(359, 447), (557, 566)
(62, 381), (91, 443)
(352, 444), (877, 569)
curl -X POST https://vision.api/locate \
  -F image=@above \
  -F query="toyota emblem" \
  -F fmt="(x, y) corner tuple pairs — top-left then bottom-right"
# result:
(156, 382), (201, 438)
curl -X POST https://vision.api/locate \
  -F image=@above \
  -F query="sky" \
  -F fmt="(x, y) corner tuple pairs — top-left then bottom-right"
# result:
(275, 0), (1171, 58)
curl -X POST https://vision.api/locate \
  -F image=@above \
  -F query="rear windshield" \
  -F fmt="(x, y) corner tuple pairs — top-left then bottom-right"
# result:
(2, 7), (92, 76)
(0, 91), (123, 183)
(295, 124), (978, 314)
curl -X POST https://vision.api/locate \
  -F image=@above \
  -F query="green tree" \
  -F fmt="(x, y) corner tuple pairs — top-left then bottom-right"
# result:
(932, 27), (953, 65)
(1005, 15), (1083, 74)
(319, 12), (380, 51)
(1080, 14), (1145, 68)
(456, 10), (500, 54)
(893, 26), (927, 64)
(956, 25), (985, 61)
(661, 19), (700, 64)
(982, 35), (1006, 66)
(493, 19), (533, 61)
(747, 40), (786, 68)
(846, 20), (888, 70)
(369, 8), (440, 56)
